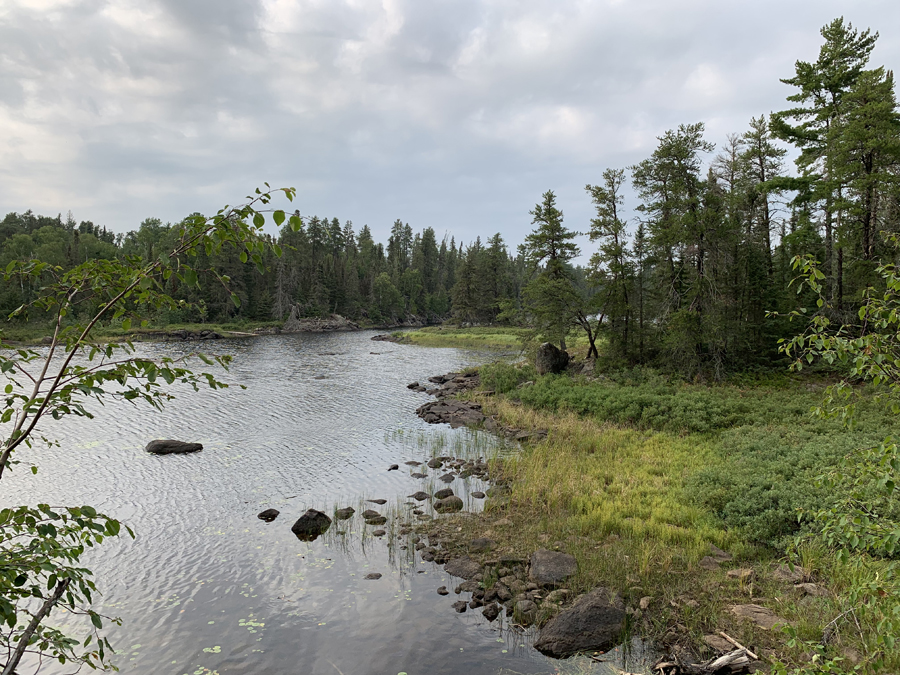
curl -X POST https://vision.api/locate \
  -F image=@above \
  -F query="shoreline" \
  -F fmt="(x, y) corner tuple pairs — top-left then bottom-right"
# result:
(407, 365), (854, 674)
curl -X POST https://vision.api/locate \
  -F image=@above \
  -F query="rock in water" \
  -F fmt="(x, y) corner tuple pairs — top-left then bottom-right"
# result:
(291, 509), (332, 541)
(433, 495), (464, 513)
(334, 507), (355, 520)
(535, 342), (570, 375)
(433, 488), (454, 500)
(482, 602), (501, 622)
(533, 588), (626, 658)
(530, 549), (577, 586)
(145, 439), (203, 455)
(362, 509), (382, 519)
(365, 573), (382, 580)
(257, 508), (280, 522)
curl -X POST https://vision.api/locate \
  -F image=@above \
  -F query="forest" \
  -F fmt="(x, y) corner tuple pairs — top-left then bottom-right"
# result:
(2, 18), (899, 381)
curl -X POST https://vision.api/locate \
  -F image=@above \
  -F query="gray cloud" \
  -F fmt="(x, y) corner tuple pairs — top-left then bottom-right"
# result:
(1, 0), (899, 250)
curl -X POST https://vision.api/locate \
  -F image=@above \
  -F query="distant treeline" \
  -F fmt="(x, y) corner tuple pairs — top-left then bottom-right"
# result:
(3, 18), (899, 379)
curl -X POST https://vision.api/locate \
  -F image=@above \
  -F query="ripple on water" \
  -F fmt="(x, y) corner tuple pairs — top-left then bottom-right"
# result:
(3, 331), (654, 674)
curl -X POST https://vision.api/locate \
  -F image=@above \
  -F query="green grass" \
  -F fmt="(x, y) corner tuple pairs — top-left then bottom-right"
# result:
(395, 326), (529, 350)
(453, 362), (900, 671)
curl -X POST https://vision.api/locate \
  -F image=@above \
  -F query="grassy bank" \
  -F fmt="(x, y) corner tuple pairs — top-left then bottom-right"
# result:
(0, 319), (288, 344)
(439, 361), (899, 672)
(391, 326), (530, 350)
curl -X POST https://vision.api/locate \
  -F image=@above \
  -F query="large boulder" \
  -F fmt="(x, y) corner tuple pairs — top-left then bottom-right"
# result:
(145, 440), (203, 455)
(535, 343), (570, 375)
(530, 549), (577, 587)
(291, 509), (332, 541)
(533, 588), (625, 658)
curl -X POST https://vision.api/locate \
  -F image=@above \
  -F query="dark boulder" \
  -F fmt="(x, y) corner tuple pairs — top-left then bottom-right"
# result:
(291, 509), (332, 541)
(482, 602), (501, 622)
(145, 439), (203, 455)
(257, 508), (280, 522)
(535, 343), (570, 375)
(533, 588), (625, 658)
(434, 488), (454, 500)
(434, 495), (464, 513)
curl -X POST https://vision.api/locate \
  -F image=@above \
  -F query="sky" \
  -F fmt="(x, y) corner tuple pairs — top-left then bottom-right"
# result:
(2, 0), (900, 251)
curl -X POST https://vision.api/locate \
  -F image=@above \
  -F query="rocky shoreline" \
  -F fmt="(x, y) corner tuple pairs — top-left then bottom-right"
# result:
(393, 369), (772, 674)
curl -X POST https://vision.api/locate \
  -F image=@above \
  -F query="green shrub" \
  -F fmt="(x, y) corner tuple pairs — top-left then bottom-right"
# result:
(479, 361), (537, 393)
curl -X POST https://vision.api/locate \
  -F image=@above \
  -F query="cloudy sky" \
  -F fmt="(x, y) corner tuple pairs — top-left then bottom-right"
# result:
(2, 0), (899, 249)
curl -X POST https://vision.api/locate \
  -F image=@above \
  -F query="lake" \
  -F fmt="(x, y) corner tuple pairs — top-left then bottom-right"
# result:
(3, 331), (652, 675)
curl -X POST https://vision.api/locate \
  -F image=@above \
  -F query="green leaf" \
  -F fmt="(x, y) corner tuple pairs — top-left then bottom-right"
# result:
(231, 293), (241, 308)
(289, 215), (302, 232)
(253, 212), (265, 228)
(273, 210), (285, 226)
(122, 318), (131, 331)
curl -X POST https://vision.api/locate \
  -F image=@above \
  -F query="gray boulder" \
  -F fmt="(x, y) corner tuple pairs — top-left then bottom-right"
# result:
(145, 439), (202, 455)
(444, 556), (482, 580)
(291, 509), (332, 541)
(530, 549), (577, 586)
(535, 343), (570, 375)
(533, 588), (625, 658)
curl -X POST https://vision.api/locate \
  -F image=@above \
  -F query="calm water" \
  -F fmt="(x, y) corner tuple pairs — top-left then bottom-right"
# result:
(3, 331), (652, 675)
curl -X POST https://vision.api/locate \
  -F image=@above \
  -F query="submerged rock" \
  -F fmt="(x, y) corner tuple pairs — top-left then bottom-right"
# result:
(365, 573), (382, 580)
(145, 439), (203, 455)
(334, 507), (355, 520)
(452, 600), (468, 613)
(434, 488), (454, 500)
(291, 509), (332, 541)
(533, 588), (626, 658)
(257, 508), (280, 522)
(408, 491), (431, 501)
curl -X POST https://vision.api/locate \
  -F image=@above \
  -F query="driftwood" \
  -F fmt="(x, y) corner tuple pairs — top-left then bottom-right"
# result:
(653, 646), (755, 675)
(717, 632), (759, 661)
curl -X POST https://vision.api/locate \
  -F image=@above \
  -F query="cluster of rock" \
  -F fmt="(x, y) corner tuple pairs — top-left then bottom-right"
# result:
(407, 371), (481, 397)
(142, 329), (223, 341)
(407, 532), (627, 658)
(282, 309), (361, 333)
(412, 371), (547, 442)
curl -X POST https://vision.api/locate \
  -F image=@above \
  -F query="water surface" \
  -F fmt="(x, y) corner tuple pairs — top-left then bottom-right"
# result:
(3, 331), (652, 675)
